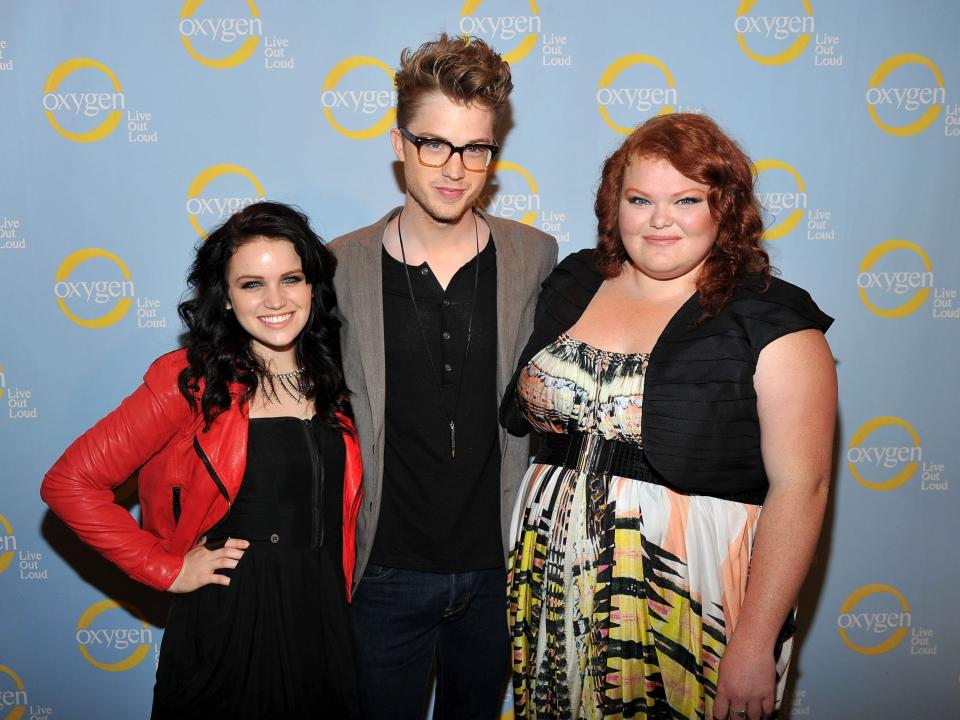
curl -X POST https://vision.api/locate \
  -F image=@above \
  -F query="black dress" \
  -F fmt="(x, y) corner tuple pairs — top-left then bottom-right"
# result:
(152, 416), (359, 719)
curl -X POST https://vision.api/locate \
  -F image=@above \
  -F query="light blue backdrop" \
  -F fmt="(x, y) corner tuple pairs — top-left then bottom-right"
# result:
(1, 1), (958, 718)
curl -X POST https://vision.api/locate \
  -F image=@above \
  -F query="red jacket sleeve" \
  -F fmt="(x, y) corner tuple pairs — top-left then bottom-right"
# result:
(40, 360), (190, 591)
(338, 413), (363, 603)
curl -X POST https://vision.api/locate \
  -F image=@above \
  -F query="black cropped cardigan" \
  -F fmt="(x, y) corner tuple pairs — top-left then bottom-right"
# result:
(500, 249), (833, 503)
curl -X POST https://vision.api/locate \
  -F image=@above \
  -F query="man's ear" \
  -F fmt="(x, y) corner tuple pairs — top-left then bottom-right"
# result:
(390, 127), (406, 163)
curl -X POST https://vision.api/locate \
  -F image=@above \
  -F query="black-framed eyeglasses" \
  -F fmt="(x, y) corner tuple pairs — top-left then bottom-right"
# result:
(398, 128), (499, 172)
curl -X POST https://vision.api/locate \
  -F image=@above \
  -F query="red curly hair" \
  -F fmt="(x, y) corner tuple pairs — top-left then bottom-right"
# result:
(594, 113), (770, 316)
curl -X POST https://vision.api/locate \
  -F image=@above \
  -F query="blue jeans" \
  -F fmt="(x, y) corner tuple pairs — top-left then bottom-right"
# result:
(350, 564), (509, 720)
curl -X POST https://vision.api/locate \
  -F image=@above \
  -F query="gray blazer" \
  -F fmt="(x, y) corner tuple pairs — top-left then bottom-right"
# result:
(330, 208), (557, 586)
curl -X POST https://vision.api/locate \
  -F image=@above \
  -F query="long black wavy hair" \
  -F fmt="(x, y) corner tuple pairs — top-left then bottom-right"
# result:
(177, 201), (345, 431)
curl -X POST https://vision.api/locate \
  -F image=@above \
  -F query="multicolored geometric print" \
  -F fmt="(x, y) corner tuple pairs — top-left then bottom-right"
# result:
(507, 335), (793, 719)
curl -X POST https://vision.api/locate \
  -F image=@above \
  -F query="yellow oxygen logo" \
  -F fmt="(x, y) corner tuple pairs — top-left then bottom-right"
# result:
(735, 0), (814, 66)
(54, 249), (135, 329)
(76, 600), (154, 672)
(186, 164), (266, 238)
(753, 159), (808, 240)
(866, 54), (945, 137)
(838, 584), (912, 655)
(0, 514), (15, 574)
(42, 58), (125, 143)
(321, 57), (396, 140)
(0, 665), (27, 720)
(857, 240), (933, 318)
(459, 0), (541, 64)
(484, 161), (540, 225)
(596, 55), (676, 136)
(847, 417), (922, 491)
(179, 0), (262, 69)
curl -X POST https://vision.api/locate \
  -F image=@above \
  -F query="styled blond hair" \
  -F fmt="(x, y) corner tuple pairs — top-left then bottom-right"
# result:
(395, 33), (513, 129)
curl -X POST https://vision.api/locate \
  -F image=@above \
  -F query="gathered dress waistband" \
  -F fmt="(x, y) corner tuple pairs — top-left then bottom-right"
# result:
(533, 432), (766, 505)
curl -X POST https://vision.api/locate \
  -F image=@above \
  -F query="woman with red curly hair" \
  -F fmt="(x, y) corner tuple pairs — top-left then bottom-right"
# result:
(501, 114), (835, 720)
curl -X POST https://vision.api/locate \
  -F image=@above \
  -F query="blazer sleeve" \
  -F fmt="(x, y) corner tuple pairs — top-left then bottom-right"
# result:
(499, 249), (603, 436)
(40, 359), (191, 590)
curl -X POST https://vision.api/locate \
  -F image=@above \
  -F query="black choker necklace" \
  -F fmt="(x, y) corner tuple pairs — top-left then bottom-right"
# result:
(396, 210), (481, 459)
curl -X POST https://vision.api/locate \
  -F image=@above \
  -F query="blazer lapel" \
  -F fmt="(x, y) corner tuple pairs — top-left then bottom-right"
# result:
(485, 212), (524, 400)
(349, 211), (393, 444)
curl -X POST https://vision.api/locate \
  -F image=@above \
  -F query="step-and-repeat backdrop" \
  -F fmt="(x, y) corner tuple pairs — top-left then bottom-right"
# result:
(1, 1), (958, 717)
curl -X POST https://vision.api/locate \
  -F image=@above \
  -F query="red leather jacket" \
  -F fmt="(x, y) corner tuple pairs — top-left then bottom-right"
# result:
(41, 349), (363, 600)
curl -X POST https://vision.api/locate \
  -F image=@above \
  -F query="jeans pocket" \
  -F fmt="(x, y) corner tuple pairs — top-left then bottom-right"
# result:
(361, 563), (398, 583)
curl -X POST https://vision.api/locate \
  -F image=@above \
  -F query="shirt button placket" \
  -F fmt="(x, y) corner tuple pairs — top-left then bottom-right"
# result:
(441, 295), (452, 381)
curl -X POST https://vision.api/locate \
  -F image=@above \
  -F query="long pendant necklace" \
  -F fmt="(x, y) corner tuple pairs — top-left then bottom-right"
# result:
(397, 210), (481, 459)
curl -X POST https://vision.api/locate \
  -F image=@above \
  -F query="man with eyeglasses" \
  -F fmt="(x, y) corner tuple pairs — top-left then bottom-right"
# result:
(331, 33), (557, 719)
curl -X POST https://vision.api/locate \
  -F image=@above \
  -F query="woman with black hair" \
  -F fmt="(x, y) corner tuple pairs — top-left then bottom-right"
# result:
(42, 202), (361, 718)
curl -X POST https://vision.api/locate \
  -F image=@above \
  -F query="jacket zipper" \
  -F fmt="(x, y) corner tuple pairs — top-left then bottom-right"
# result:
(300, 419), (324, 549)
(172, 486), (182, 525)
(193, 436), (231, 506)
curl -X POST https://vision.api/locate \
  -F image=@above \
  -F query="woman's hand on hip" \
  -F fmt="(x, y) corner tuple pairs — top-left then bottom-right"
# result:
(168, 536), (249, 593)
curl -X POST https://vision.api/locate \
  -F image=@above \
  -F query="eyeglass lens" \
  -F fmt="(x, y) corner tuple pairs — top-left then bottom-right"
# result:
(418, 140), (492, 170)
